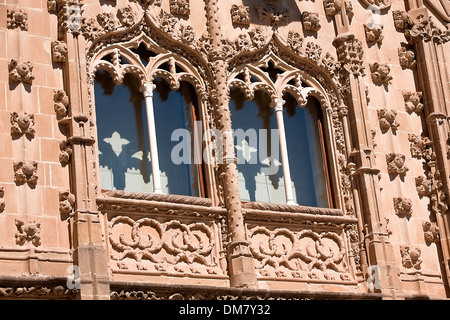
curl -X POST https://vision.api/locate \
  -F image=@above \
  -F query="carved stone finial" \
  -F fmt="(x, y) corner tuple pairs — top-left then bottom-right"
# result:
(386, 153), (408, 176)
(10, 112), (35, 138)
(401, 246), (422, 270)
(13, 161), (38, 186)
(51, 40), (68, 63)
(301, 12), (321, 32)
(393, 197), (412, 217)
(7, 9), (29, 31)
(231, 5), (251, 26)
(369, 62), (393, 85)
(377, 109), (399, 133)
(403, 91), (423, 114)
(15, 219), (41, 247)
(8, 59), (35, 84)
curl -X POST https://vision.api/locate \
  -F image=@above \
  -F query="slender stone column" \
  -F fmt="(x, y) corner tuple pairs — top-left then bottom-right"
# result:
(273, 98), (296, 205)
(204, 0), (257, 288)
(142, 83), (163, 194)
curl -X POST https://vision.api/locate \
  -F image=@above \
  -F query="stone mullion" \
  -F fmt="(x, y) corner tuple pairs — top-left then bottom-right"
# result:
(406, 8), (450, 290)
(204, 0), (257, 289)
(59, 5), (110, 299)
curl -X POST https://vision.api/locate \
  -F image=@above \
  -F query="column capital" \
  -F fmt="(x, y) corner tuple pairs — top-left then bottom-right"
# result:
(141, 83), (156, 98)
(273, 98), (285, 112)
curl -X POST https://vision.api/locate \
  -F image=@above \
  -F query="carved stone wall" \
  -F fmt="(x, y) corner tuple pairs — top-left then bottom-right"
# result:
(0, 0), (448, 300)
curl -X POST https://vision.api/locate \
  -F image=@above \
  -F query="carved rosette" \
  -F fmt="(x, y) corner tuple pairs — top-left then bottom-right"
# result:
(369, 62), (393, 85)
(7, 9), (29, 31)
(170, 0), (190, 17)
(13, 161), (38, 186)
(377, 109), (399, 133)
(231, 5), (251, 26)
(52, 40), (68, 63)
(403, 91), (423, 114)
(386, 153), (408, 176)
(393, 198), (413, 218)
(301, 12), (321, 32)
(364, 24), (384, 45)
(10, 112), (35, 138)
(398, 47), (416, 68)
(401, 246), (422, 270)
(15, 219), (41, 247)
(8, 60), (35, 84)
(59, 189), (75, 216)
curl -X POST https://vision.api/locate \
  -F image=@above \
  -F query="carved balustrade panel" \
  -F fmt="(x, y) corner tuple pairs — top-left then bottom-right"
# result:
(98, 192), (227, 280)
(243, 203), (359, 285)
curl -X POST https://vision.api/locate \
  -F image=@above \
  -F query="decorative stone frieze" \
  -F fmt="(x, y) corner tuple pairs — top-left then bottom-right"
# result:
(386, 153), (408, 176)
(13, 161), (38, 186)
(377, 109), (399, 133)
(0, 284), (78, 299)
(15, 219), (41, 247)
(393, 197), (413, 217)
(301, 12), (321, 32)
(231, 5), (251, 26)
(403, 91), (423, 114)
(401, 246), (422, 270)
(52, 40), (68, 63)
(364, 23), (384, 45)
(7, 9), (29, 31)
(398, 47), (416, 68)
(369, 62), (393, 85)
(10, 112), (35, 139)
(8, 60), (35, 85)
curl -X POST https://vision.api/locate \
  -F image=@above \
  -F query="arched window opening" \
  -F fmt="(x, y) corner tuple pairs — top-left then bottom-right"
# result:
(229, 86), (333, 208)
(94, 70), (205, 197)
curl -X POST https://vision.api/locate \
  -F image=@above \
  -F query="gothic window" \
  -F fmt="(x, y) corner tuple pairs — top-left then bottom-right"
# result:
(91, 42), (207, 198)
(229, 58), (333, 208)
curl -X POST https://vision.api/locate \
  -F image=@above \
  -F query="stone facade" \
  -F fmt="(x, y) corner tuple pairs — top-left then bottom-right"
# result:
(0, 0), (449, 300)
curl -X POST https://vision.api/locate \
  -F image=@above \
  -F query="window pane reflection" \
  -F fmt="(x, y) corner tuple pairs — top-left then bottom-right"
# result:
(283, 97), (330, 207)
(230, 89), (285, 203)
(95, 71), (153, 193)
